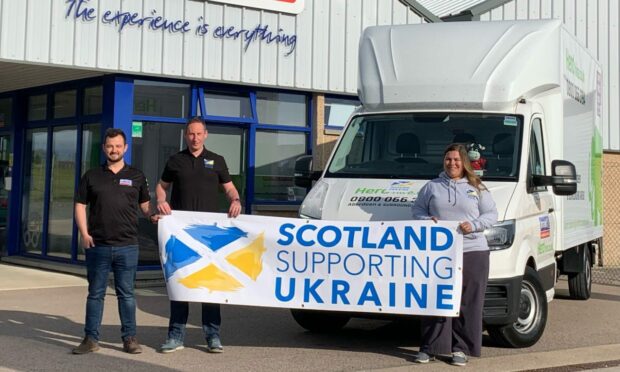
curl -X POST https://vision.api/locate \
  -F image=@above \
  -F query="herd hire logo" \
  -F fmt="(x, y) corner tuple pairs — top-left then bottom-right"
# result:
(163, 224), (266, 292)
(388, 181), (415, 192)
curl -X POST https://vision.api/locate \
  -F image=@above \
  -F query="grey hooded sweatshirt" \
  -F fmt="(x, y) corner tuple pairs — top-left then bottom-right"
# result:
(411, 172), (498, 253)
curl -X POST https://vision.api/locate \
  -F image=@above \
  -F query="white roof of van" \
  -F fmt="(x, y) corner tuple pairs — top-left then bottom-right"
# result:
(358, 19), (563, 111)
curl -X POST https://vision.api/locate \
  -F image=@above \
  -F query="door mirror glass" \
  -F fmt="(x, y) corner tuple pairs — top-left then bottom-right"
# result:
(551, 160), (577, 195)
(531, 160), (577, 195)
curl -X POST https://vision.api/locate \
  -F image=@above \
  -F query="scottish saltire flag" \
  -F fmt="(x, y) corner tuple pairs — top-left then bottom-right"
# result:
(159, 211), (464, 317)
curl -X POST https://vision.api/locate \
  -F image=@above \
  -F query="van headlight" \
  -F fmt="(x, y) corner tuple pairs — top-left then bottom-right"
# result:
(484, 220), (515, 251)
(299, 180), (329, 219)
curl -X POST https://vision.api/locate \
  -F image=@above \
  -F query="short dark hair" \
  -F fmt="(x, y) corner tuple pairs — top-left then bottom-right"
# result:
(186, 116), (207, 131)
(104, 128), (127, 144)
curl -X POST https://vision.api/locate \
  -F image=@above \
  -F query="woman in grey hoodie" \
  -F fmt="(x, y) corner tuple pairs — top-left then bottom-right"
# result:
(412, 143), (498, 367)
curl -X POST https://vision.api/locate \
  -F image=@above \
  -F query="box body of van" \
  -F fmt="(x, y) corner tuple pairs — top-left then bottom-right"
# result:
(294, 19), (603, 347)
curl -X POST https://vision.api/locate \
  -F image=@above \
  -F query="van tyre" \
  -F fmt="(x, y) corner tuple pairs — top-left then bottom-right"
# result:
(487, 267), (548, 348)
(568, 248), (592, 300)
(291, 309), (350, 333)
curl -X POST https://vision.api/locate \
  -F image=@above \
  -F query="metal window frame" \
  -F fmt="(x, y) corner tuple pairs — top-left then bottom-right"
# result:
(3, 73), (315, 269)
(7, 77), (104, 264)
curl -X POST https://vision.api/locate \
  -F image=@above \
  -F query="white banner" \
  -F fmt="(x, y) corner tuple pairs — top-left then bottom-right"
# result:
(158, 211), (463, 317)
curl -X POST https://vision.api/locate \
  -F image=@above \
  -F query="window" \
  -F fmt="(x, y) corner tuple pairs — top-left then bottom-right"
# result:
(326, 113), (522, 180)
(21, 79), (105, 261)
(325, 96), (359, 129)
(196, 85), (311, 204)
(134, 80), (189, 118)
(21, 129), (48, 253)
(256, 91), (307, 126)
(81, 123), (101, 175)
(28, 94), (47, 121)
(47, 126), (78, 258)
(204, 91), (252, 118)
(54, 90), (77, 118)
(528, 118), (546, 191)
(83, 86), (103, 115)
(255, 131), (307, 201)
(0, 98), (12, 128)
(131, 122), (185, 266)
(0, 135), (11, 254)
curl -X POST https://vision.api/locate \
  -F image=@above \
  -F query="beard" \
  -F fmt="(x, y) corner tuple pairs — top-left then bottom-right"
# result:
(106, 153), (123, 163)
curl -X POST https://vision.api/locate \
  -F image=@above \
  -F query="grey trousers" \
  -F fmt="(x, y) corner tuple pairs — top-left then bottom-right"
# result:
(420, 250), (490, 357)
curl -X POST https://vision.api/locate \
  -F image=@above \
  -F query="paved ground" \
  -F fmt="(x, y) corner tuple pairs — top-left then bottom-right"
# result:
(0, 263), (619, 372)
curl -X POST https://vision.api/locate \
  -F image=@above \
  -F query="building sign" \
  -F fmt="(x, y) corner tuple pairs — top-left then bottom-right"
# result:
(159, 211), (463, 317)
(66, 0), (297, 55)
(208, 0), (305, 15)
(132, 122), (143, 138)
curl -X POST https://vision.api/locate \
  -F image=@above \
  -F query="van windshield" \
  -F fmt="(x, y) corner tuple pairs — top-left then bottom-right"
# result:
(326, 113), (522, 180)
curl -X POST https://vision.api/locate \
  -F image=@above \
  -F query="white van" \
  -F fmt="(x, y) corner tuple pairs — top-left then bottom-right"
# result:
(293, 19), (603, 348)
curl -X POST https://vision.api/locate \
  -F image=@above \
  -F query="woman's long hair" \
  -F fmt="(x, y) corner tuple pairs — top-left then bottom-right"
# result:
(444, 143), (487, 191)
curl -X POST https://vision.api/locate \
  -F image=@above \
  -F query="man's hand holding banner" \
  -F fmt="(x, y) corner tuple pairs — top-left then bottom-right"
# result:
(159, 211), (463, 317)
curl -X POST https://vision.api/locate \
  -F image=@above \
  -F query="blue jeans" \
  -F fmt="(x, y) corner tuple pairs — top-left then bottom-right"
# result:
(84, 245), (139, 341)
(167, 301), (221, 342)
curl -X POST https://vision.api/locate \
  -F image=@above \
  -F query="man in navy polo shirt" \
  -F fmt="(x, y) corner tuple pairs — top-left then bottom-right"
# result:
(73, 128), (158, 355)
(156, 116), (241, 354)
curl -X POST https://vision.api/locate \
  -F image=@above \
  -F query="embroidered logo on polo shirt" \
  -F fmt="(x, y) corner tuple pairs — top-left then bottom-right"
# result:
(119, 179), (133, 186)
(204, 159), (215, 169)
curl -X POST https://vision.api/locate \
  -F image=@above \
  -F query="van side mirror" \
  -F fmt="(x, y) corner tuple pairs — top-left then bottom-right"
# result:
(531, 160), (577, 195)
(294, 155), (322, 188)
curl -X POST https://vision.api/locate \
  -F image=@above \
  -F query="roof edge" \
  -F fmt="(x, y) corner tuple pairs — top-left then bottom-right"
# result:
(440, 0), (516, 21)
(399, 0), (443, 23)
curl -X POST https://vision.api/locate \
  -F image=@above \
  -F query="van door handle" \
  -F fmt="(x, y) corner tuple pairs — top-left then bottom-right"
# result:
(548, 208), (554, 213)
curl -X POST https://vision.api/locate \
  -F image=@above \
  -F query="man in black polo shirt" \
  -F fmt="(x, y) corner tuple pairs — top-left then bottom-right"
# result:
(73, 128), (157, 355)
(156, 117), (241, 354)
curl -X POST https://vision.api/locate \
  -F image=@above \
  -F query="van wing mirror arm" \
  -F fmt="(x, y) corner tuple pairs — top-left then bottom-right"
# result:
(532, 175), (577, 187)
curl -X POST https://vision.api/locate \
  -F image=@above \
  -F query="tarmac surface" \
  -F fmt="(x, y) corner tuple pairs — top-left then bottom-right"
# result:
(0, 262), (619, 372)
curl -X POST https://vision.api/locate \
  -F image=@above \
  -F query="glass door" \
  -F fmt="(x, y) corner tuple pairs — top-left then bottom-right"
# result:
(204, 124), (247, 211)
(131, 122), (247, 266)
(132, 122), (184, 265)
(47, 126), (78, 258)
(0, 134), (11, 254)
(21, 129), (48, 254)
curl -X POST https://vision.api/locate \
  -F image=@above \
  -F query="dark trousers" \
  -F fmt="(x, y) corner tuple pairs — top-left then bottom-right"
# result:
(420, 250), (490, 357)
(167, 301), (221, 341)
(84, 245), (139, 341)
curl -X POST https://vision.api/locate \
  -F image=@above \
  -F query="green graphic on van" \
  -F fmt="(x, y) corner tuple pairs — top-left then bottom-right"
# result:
(565, 50), (585, 82)
(591, 127), (603, 226)
(537, 243), (553, 255)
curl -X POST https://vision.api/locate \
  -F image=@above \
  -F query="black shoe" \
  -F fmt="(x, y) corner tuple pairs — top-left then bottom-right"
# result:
(72, 336), (100, 354)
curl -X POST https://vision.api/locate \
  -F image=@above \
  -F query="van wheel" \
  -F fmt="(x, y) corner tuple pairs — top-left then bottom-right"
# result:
(291, 309), (350, 333)
(487, 267), (548, 348)
(568, 247), (592, 300)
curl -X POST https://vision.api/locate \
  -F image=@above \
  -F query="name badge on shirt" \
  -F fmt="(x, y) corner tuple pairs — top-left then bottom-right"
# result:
(204, 159), (214, 169)
(119, 179), (133, 186)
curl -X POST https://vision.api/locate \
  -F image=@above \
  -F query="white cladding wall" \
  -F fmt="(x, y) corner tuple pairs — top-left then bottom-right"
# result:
(478, 0), (618, 151)
(0, 0), (424, 95)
